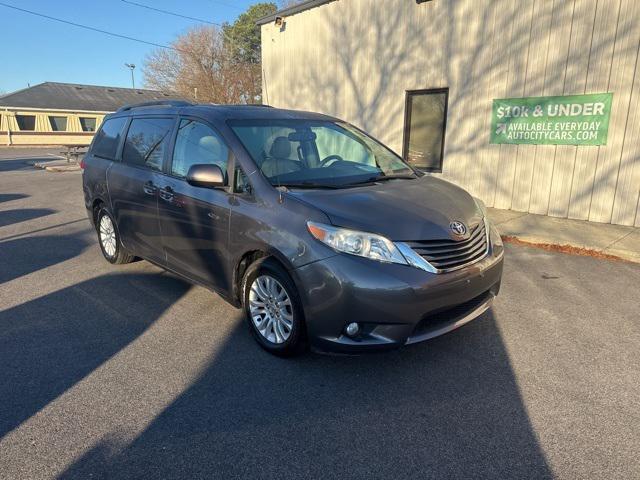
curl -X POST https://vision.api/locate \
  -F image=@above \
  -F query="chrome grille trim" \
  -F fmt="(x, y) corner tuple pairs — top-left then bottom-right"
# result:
(396, 217), (490, 274)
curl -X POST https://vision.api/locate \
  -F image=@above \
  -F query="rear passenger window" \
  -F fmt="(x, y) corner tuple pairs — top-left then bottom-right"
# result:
(91, 117), (127, 160)
(122, 117), (174, 171)
(171, 119), (229, 180)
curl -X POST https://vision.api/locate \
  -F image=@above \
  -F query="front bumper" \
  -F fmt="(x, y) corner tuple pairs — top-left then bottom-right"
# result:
(293, 243), (504, 353)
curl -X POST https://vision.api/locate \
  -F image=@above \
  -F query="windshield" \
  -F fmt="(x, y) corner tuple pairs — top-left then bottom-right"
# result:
(229, 120), (417, 188)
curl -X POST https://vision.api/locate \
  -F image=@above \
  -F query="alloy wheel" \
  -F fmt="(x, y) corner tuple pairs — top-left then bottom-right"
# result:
(249, 275), (294, 344)
(99, 214), (117, 258)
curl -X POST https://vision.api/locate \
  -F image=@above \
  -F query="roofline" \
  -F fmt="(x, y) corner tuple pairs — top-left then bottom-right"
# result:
(0, 81), (175, 102)
(256, 0), (337, 25)
(0, 82), (46, 101)
(37, 81), (169, 94)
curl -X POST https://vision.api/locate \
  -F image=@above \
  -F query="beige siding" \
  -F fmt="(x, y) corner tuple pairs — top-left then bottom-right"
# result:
(262, 0), (640, 225)
(0, 109), (106, 145)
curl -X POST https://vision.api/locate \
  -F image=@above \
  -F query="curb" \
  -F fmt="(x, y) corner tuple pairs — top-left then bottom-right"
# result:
(44, 164), (81, 172)
(33, 161), (80, 172)
(502, 235), (639, 264)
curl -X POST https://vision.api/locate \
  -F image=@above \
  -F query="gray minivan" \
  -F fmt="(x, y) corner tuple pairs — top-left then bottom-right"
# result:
(82, 100), (504, 356)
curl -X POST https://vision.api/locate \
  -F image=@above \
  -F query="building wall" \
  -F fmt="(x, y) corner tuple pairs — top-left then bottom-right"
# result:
(0, 108), (107, 146)
(261, 0), (640, 226)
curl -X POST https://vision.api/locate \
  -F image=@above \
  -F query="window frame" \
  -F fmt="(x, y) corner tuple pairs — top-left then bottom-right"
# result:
(121, 115), (177, 173)
(166, 115), (234, 191)
(79, 116), (97, 132)
(16, 114), (36, 131)
(48, 115), (68, 132)
(402, 87), (449, 173)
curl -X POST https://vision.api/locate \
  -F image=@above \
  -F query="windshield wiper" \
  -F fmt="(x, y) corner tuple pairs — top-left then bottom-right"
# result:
(276, 181), (343, 189)
(342, 174), (417, 186)
(373, 174), (417, 181)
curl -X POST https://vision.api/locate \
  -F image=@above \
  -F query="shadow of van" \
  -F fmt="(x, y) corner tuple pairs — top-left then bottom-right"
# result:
(59, 309), (553, 479)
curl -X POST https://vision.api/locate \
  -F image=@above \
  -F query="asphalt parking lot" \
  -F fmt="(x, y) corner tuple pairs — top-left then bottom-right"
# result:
(0, 148), (639, 479)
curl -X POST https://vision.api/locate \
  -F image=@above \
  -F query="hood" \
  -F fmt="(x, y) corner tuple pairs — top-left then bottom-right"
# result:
(285, 176), (482, 241)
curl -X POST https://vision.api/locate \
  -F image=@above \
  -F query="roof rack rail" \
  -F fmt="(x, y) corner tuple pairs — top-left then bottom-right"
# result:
(117, 100), (192, 112)
(227, 103), (273, 107)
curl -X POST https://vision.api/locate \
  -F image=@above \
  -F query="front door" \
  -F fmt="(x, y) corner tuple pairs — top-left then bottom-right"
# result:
(108, 116), (175, 263)
(158, 118), (232, 292)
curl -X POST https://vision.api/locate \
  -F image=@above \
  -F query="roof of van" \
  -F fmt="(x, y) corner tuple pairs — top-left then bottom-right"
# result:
(109, 102), (338, 122)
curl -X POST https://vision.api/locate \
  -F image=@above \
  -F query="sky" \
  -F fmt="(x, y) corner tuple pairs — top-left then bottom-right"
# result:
(0, 0), (263, 94)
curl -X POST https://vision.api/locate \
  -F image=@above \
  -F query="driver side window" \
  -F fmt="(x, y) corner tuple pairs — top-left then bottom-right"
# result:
(171, 119), (229, 181)
(312, 126), (374, 166)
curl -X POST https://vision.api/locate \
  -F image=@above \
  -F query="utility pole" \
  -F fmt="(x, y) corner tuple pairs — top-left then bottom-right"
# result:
(124, 63), (136, 89)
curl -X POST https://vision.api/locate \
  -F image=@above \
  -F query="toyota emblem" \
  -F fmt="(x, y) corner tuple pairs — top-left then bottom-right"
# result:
(450, 221), (467, 236)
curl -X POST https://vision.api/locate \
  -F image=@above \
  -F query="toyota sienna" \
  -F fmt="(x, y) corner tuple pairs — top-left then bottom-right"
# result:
(82, 101), (504, 356)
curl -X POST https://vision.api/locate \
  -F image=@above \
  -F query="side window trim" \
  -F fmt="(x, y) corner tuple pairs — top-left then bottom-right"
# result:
(169, 115), (234, 189)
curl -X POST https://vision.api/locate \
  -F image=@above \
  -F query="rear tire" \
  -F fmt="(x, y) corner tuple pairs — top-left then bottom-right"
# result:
(96, 207), (134, 265)
(242, 257), (307, 357)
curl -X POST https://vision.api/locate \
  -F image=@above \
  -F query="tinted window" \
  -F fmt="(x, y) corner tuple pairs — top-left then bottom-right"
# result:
(16, 115), (36, 131)
(403, 89), (448, 172)
(171, 119), (229, 179)
(91, 117), (127, 160)
(123, 117), (174, 171)
(79, 117), (96, 132)
(48, 116), (67, 131)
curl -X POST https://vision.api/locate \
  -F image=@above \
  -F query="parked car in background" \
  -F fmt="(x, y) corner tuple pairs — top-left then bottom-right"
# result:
(82, 101), (504, 356)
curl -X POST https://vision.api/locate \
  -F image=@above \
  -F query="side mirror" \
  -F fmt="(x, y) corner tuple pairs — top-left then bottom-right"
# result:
(186, 164), (225, 189)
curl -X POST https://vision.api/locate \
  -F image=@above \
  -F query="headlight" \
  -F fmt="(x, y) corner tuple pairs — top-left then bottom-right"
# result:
(307, 221), (408, 265)
(490, 223), (503, 248)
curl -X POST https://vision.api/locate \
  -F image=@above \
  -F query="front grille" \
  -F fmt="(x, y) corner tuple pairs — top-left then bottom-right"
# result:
(405, 221), (488, 271)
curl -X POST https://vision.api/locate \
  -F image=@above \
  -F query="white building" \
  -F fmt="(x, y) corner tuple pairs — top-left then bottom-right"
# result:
(259, 0), (640, 227)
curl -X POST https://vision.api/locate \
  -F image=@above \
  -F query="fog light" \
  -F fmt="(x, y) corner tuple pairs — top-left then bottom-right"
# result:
(345, 322), (360, 337)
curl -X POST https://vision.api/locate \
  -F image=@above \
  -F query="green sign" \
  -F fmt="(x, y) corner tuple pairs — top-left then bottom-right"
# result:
(490, 93), (613, 145)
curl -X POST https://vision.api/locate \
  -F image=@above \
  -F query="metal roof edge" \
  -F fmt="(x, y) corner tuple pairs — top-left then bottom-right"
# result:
(256, 0), (338, 25)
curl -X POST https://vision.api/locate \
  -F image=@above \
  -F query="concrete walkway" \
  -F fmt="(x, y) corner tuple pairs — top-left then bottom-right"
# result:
(488, 208), (640, 263)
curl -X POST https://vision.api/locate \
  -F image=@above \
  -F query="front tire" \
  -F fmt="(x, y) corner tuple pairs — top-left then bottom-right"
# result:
(96, 207), (134, 265)
(242, 258), (307, 357)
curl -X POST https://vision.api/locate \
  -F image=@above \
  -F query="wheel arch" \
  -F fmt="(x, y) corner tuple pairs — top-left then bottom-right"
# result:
(91, 198), (107, 227)
(232, 247), (298, 307)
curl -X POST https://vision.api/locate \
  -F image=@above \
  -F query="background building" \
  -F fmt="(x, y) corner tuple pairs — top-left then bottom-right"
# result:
(259, 0), (640, 227)
(0, 82), (176, 146)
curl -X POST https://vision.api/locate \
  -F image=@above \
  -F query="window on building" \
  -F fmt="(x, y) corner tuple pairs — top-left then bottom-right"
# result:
(403, 88), (448, 172)
(79, 117), (97, 132)
(123, 117), (174, 171)
(48, 116), (68, 132)
(16, 115), (36, 131)
(91, 117), (127, 160)
(171, 119), (229, 180)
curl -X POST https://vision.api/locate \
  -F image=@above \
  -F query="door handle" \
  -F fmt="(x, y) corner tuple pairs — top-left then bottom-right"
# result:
(143, 181), (157, 195)
(159, 186), (175, 202)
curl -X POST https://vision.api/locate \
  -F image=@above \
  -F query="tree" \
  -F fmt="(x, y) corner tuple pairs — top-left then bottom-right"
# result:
(222, 3), (277, 65)
(143, 25), (261, 104)
(144, 3), (281, 104)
